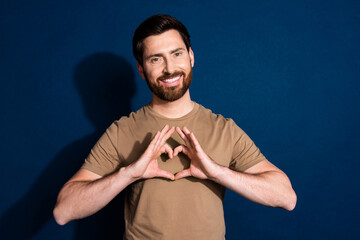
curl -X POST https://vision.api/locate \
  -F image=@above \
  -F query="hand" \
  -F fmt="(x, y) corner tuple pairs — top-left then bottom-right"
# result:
(173, 126), (220, 180)
(126, 125), (175, 181)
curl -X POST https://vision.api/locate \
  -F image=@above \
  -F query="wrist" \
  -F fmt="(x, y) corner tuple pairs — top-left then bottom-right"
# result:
(118, 166), (139, 184)
(208, 163), (228, 183)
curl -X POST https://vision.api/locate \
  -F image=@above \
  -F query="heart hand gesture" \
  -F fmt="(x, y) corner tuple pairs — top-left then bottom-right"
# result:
(173, 126), (220, 180)
(126, 125), (175, 181)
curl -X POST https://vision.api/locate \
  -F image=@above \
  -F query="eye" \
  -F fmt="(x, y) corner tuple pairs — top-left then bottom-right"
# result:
(174, 52), (182, 57)
(150, 57), (162, 64)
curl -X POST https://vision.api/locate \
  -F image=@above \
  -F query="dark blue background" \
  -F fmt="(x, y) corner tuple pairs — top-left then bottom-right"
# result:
(1, 0), (359, 239)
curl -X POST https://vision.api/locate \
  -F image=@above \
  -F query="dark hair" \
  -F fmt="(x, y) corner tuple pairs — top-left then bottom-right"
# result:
(132, 14), (191, 66)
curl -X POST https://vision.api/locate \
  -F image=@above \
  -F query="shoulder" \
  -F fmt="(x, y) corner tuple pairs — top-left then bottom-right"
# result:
(194, 103), (246, 143)
(111, 106), (148, 127)
(102, 106), (148, 139)
(196, 103), (240, 129)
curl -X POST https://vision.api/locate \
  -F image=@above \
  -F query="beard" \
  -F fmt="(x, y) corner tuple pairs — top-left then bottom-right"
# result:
(144, 69), (193, 102)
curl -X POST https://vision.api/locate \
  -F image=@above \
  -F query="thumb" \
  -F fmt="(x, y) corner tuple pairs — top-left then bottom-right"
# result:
(175, 169), (191, 180)
(156, 169), (175, 180)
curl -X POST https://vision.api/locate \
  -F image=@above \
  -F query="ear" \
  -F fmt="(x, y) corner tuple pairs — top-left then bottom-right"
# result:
(136, 62), (146, 79)
(189, 47), (195, 67)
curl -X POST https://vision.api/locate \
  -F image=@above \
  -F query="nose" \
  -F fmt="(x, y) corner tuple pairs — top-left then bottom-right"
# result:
(164, 58), (175, 74)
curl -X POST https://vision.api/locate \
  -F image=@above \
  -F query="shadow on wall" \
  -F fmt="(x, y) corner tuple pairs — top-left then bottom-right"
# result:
(0, 53), (136, 239)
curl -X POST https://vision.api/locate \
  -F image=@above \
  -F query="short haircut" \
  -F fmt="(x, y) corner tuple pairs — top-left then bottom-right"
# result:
(132, 14), (191, 66)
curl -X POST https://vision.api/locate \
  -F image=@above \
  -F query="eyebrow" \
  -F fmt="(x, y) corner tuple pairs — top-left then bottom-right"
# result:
(145, 48), (185, 61)
(170, 48), (185, 54)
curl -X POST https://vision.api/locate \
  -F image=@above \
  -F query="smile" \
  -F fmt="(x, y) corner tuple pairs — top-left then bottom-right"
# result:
(159, 75), (183, 87)
(162, 75), (182, 83)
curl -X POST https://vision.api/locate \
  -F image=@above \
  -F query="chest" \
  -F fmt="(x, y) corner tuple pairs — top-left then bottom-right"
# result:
(158, 127), (233, 174)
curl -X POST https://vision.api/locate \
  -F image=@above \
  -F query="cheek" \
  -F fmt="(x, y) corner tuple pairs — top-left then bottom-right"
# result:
(145, 68), (163, 80)
(183, 58), (193, 68)
(180, 61), (192, 71)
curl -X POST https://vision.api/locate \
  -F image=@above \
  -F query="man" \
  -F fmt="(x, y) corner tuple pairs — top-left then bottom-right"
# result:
(53, 14), (296, 239)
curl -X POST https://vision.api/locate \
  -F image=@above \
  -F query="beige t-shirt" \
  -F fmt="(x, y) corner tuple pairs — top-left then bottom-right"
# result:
(82, 102), (266, 240)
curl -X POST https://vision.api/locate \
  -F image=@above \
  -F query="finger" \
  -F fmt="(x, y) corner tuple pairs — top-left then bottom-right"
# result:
(163, 143), (174, 159)
(173, 145), (182, 157)
(189, 132), (202, 152)
(182, 126), (195, 148)
(156, 126), (175, 155)
(154, 125), (170, 149)
(175, 169), (191, 180)
(175, 126), (186, 138)
(161, 124), (170, 133)
(160, 126), (175, 146)
(156, 169), (175, 181)
(147, 131), (161, 151)
(182, 126), (191, 134)
(173, 145), (189, 157)
(176, 127), (191, 148)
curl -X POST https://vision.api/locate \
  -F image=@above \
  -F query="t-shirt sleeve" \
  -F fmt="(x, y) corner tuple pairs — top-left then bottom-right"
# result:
(229, 120), (266, 172)
(81, 122), (121, 176)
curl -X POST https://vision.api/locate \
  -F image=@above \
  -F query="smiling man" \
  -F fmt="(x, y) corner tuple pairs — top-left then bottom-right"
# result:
(140, 31), (193, 103)
(53, 15), (297, 240)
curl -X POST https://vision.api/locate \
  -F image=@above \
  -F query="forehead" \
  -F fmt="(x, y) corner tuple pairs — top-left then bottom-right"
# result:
(142, 29), (186, 56)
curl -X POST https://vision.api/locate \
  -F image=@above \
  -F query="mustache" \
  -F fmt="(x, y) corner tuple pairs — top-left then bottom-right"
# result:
(157, 71), (184, 82)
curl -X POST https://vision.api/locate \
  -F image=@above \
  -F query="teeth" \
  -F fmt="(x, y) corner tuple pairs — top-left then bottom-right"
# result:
(162, 75), (181, 83)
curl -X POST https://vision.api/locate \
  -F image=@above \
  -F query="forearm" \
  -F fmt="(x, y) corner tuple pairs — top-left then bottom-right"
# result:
(53, 167), (134, 225)
(211, 165), (297, 211)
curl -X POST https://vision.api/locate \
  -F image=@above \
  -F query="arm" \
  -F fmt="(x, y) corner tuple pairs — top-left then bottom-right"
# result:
(53, 125), (175, 225)
(211, 160), (297, 211)
(53, 168), (132, 225)
(174, 127), (297, 211)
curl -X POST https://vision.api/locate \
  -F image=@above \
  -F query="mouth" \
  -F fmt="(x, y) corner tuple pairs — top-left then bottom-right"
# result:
(159, 74), (183, 87)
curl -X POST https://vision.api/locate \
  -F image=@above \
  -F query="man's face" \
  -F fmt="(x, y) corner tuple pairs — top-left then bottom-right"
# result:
(137, 29), (194, 102)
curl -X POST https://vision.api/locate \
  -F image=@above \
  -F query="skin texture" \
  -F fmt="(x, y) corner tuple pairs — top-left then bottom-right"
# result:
(137, 29), (195, 118)
(53, 29), (296, 226)
(173, 126), (296, 210)
(53, 125), (176, 225)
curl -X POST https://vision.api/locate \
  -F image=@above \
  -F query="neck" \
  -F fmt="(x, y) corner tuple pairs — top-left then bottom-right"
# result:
(149, 90), (194, 118)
